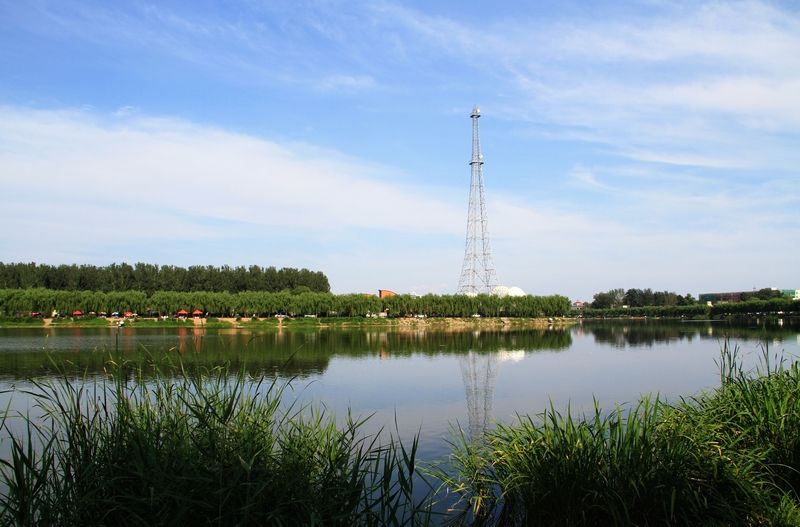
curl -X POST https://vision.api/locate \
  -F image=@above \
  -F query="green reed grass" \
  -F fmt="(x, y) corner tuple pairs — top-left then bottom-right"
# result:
(0, 358), (435, 526)
(666, 341), (800, 519)
(438, 340), (800, 526)
(3, 341), (800, 526)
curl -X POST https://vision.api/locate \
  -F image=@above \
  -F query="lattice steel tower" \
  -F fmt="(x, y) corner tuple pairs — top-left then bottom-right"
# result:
(457, 106), (498, 295)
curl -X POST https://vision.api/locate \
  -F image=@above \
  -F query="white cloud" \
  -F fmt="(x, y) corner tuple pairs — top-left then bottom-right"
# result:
(646, 77), (800, 126)
(0, 106), (463, 235)
(490, 192), (800, 299)
(3, 1), (800, 298)
(377, 1), (800, 170)
(1, 105), (797, 298)
(0, 106), (469, 291)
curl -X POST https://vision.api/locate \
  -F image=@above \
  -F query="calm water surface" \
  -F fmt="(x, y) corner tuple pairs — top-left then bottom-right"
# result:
(1, 319), (799, 460)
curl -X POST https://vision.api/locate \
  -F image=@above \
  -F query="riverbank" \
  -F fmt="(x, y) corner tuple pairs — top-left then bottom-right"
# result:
(234, 316), (573, 330)
(576, 297), (800, 319)
(0, 288), (572, 320)
(0, 316), (575, 331)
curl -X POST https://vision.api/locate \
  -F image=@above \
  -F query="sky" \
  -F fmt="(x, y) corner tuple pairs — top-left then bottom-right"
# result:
(1, 0), (798, 301)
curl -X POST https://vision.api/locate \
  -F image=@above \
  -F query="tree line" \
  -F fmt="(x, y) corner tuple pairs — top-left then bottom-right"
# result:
(590, 287), (792, 310)
(0, 288), (572, 318)
(731, 288), (786, 302)
(0, 262), (330, 294)
(590, 288), (698, 309)
(580, 298), (800, 318)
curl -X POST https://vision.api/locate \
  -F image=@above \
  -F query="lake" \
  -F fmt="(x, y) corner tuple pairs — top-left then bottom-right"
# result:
(1, 319), (799, 461)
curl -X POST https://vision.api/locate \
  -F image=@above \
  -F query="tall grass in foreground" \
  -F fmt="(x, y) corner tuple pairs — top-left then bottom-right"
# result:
(0, 361), (435, 526)
(440, 341), (800, 526)
(3, 342), (800, 526)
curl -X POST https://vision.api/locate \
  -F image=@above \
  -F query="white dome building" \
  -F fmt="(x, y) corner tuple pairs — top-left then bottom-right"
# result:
(491, 285), (510, 297)
(491, 285), (526, 297)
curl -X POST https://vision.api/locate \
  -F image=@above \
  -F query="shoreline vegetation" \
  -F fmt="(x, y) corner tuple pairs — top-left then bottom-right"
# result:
(576, 297), (800, 319)
(0, 288), (572, 324)
(0, 315), (572, 330)
(2, 288), (798, 329)
(1, 344), (799, 525)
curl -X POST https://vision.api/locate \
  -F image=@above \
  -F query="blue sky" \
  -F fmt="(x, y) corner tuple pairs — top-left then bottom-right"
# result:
(1, 0), (798, 300)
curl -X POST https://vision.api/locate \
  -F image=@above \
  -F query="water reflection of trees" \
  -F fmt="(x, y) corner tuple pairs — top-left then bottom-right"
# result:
(0, 328), (571, 380)
(582, 319), (800, 348)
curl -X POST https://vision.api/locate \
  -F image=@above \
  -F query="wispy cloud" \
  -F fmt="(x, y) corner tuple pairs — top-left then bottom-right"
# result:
(2, 1), (799, 298)
(489, 192), (799, 298)
(19, 1), (800, 158)
(7, 1), (382, 93)
(375, 1), (800, 170)
(317, 74), (377, 93)
(0, 105), (469, 291)
(0, 105), (462, 236)
(1, 105), (797, 297)
(564, 163), (800, 226)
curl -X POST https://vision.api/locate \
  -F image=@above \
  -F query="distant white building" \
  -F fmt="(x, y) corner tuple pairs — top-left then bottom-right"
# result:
(491, 285), (526, 297)
(491, 286), (510, 297)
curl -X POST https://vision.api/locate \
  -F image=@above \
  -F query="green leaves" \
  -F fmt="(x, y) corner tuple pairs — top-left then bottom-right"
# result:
(0, 262), (331, 295)
(0, 289), (573, 319)
(0, 361), (435, 526)
(441, 347), (800, 526)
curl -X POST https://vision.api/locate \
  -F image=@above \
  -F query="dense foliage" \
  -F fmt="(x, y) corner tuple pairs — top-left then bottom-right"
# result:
(3, 345), (800, 525)
(581, 298), (800, 318)
(441, 346), (800, 525)
(590, 287), (698, 309)
(736, 288), (788, 301)
(590, 287), (794, 310)
(0, 364), (430, 525)
(0, 262), (330, 293)
(0, 288), (572, 318)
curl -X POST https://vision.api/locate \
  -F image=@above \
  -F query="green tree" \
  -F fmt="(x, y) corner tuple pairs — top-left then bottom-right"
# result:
(592, 288), (625, 309)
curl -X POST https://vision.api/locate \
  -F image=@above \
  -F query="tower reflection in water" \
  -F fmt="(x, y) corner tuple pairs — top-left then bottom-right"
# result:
(459, 346), (526, 440)
(459, 350), (497, 441)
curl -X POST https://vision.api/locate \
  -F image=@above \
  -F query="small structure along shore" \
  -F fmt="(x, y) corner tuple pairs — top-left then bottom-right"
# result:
(4, 316), (574, 331)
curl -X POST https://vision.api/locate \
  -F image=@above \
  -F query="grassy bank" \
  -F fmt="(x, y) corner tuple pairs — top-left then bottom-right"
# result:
(0, 317), (44, 327)
(2, 346), (799, 525)
(0, 315), (572, 330)
(49, 317), (117, 327)
(127, 317), (233, 329)
(577, 298), (800, 319)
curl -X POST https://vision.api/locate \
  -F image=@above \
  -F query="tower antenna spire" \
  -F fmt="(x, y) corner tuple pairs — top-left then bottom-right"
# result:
(457, 105), (498, 295)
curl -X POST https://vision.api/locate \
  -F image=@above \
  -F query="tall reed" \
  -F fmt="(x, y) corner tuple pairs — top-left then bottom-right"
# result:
(667, 340), (800, 516)
(439, 340), (800, 526)
(0, 358), (435, 526)
(3, 341), (800, 526)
